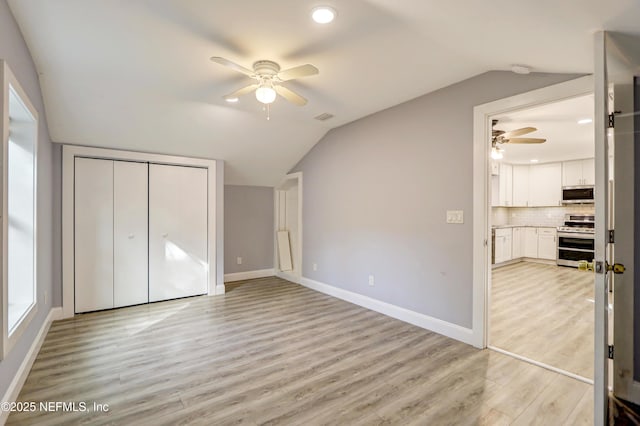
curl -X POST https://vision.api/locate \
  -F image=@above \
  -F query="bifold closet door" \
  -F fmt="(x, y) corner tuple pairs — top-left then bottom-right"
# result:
(113, 161), (149, 308)
(148, 164), (208, 302)
(75, 158), (114, 313)
(75, 158), (149, 313)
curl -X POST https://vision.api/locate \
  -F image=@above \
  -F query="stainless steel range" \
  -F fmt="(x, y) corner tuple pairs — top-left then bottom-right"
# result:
(557, 214), (595, 267)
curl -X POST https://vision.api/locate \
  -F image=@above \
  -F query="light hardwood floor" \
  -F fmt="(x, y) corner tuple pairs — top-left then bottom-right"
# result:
(9, 277), (592, 425)
(491, 262), (594, 380)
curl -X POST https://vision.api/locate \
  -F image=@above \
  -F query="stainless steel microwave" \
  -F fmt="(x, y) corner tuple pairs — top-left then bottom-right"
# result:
(562, 186), (594, 204)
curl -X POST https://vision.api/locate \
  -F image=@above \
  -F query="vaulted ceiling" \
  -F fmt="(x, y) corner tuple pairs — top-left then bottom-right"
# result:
(7, 0), (640, 185)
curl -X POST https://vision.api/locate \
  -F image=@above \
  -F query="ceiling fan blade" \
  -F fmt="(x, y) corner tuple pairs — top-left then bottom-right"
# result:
(501, 127), (537, 139)
(505, 137), (546, 144)
(223, 84), (259, 100)
(274, 85), (307, 106)
(277, 64), (319, 81)
(210, 56), (254, 76)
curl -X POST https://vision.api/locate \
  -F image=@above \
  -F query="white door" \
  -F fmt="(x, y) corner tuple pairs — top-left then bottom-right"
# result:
(74, 158), (114, 313)
(523, 227), (538, 258)
(582, 158), (596, 185)
(149, 164), (208, 302)
(529, 163), (562, 206)
(594, 31), (640, 423)
(113, 161), (148, 308)
(537, 228), (557, 260)
(512, 227), (523, 259)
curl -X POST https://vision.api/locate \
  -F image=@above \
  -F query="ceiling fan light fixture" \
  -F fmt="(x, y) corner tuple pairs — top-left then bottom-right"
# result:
(255, 84), (277, 104)
(312, 6), (336, 24)
(491, 146), (504, 160)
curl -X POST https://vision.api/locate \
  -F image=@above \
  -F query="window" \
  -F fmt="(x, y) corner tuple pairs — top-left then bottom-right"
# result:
(2, 61), (38, 358)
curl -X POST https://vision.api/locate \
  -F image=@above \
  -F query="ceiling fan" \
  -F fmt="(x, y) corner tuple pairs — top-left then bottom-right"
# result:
(210, 56), (319, 106)
(491, 119), (546, 145)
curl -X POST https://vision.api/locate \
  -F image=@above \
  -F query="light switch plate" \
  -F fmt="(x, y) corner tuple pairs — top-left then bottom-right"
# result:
(446, 210), (464, 224)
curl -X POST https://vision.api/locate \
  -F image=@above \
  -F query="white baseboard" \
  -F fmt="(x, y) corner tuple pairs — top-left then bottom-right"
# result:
(298, 277), (477, 347)
(0, 307), (62, 425)
(224, 268), (275, 283)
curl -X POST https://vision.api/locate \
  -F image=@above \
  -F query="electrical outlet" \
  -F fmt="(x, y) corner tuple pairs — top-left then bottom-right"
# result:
(312, 263), (318, 271)
(446, 210), (464, 224)
(368, 275), (375, 286)
(236, 257), (242, 265)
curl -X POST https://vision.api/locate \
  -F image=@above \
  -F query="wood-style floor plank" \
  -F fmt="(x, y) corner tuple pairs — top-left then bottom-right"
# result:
(9, 276), (592, 425)
(491, 262), (594, 379)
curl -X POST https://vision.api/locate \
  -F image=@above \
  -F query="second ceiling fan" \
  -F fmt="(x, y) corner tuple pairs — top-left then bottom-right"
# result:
(211, 56), (319, 106)
(492, 119), (546, 145)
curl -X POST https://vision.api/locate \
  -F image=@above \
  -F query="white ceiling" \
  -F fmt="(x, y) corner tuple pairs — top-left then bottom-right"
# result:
(7, 0), (640, 185)
(494, 94), (594, 164)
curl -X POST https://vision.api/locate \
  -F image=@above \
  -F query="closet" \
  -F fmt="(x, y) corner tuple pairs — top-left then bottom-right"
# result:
(74, 158), (208, 313)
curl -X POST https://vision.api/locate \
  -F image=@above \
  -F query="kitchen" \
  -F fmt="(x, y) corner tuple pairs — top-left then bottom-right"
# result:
(488, 94), (595, 382)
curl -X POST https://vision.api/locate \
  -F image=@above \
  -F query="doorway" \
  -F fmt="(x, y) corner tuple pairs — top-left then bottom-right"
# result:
(487, 94), (595, 382)
(275, 172), (303, 282)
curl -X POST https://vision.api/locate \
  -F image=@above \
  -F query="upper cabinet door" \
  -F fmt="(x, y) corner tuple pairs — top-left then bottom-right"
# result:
(512, 165), (530, 207)
(75, 158), (114, 313)
(148, 164), (208, 302)
(562, 160), (584, 186)
(529, 163), (562, 206)
(582, 158), (596, 185)
(113, 161), (149, 308)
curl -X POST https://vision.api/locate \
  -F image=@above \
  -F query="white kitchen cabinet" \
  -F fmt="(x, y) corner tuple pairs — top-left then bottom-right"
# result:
(75, 158), (114, 313)
(563, 159), (595, 186)
(512, 165), (530, 207)
(494, 228), (513, 264)
(149, 164), (208, 302)
(537, 228), (557, 260)
(523, 227), (538, 258)
(529, 163), (562, 206)
(492, 163), (512, 207)
(512, 227), (523, 259)
(499, 164), (513, 207)
(113, 161), (149, 308)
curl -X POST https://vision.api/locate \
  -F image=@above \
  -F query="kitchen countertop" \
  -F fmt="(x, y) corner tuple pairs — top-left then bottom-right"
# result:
(492, 224), (558, 229)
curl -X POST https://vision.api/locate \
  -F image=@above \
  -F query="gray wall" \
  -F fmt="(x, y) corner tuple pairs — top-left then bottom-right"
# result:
(224, 185), (274, 274)
(292, 70), (582, 328)
(0, 0), (61, 398)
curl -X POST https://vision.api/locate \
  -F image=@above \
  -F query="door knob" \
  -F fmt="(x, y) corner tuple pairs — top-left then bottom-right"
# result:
(578, 260), (625, 274)
(578, 260), (594, 272)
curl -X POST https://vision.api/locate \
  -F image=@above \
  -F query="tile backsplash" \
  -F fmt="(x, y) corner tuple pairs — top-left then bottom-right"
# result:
(492, 205), (595, 228)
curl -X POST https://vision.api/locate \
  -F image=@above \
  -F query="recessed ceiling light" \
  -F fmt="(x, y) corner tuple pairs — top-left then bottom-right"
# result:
(530, 159), (539, 163)
(578, 118), (592, 124)
(312, 6), (337, 24)
(225, 97), (239, 103)
(511, 65), (531, 75)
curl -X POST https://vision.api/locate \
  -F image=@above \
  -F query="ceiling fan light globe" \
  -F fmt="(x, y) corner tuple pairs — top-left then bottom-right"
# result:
(256, 86), (277, 104)
(312, 6), (336, 24)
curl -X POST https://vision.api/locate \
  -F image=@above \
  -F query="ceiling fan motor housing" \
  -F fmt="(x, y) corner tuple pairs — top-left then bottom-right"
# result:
(253, 60), (281, 77)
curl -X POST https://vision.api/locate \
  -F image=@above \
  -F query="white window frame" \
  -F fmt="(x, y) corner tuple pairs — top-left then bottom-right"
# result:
(1, 60), (39, 359)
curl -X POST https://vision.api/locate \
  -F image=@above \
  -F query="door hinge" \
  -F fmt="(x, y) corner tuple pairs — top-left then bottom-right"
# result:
(608, 110), (622, 128)
(609, 230), (615, 243)
(608, 345), (614, 359)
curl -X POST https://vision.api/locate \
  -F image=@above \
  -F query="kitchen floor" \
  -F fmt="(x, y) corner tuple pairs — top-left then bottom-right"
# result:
(491, 261), (594, 380)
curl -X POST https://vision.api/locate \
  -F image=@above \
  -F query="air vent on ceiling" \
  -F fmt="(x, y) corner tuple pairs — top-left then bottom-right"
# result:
(314, 113), (334, 121)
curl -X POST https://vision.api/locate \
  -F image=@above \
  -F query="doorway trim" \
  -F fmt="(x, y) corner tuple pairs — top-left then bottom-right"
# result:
(274, 172), (303, 282)
(472, 75), (594, 348)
